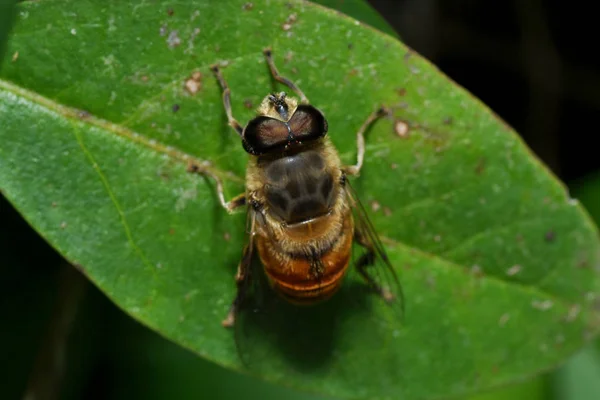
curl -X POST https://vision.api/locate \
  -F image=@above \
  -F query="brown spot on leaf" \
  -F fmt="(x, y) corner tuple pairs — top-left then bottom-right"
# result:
(532, 299), (554, 310)
(346, 68), (359, 80)
(506, 264), (521, 276)
(244, 99), (253, 109)
(282, 13), (297, 31)
(470, 264), (484, 278)
(172, 104), (180, 113)
(223, 232), (231, 241)
(242, 2), (254, 11)
(443, 117), (453, 125)
(565, 304), (581, 322)
(498, 313), (510, 326)
(370, 201), (381, 212)
(186, 160), (199, 173)
(158, 170), (170, 181)
(167, 8), (174, 16)
(169, 228), (175, 235)
(475, 157), (486, 175)
(396, 87), (406, 96)
(11, 51), (18, 62)
(184, 71), (202, 95)
(545, 230), (556, 242)
(394, 120), (410, 138)
(284, 51), (294, 63)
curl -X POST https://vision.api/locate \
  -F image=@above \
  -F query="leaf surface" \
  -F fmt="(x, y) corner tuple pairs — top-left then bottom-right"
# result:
(1, 1), (599, 399)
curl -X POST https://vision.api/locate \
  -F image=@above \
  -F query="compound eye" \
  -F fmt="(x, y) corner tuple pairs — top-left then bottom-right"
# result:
(243, 116), (289, 155)
(288, 105), (328, 141)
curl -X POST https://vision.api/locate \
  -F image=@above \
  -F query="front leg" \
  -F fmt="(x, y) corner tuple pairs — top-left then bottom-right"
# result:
(210, 64), (244, 137)
(344, 107), (389, 176)
(186, 162), (246, 214)
(263, 48), (309, 104)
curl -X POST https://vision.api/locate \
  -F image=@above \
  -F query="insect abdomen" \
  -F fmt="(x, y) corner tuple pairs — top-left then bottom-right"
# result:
(256, 212), (354, 304)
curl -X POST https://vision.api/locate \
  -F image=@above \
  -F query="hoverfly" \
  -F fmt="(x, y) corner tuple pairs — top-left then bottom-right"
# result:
(192, 48), (403, 327)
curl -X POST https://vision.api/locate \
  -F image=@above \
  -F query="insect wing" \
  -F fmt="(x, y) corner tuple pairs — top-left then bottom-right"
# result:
(344, 179), (405, 317)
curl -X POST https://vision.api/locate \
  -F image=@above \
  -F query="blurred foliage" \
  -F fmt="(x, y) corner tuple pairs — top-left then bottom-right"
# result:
(311, 0), (399, 37)
(0, 0), (18, 65)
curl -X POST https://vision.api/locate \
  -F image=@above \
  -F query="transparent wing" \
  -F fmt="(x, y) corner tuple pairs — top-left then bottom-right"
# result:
(344, 179), (405, 317)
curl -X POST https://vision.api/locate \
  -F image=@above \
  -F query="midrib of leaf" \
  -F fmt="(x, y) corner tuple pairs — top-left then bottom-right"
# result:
(0, 78), (244, 184)
(1, 77), (593, 316)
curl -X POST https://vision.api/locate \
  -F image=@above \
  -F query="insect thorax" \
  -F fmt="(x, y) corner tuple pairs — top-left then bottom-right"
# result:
(254, 142), (341, 225)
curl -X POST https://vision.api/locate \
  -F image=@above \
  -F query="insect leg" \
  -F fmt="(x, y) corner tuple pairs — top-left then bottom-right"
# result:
(210, 64), (244, 137)
(263, 47), (309, 104)
(354, 227), (394, 302)
(222, 243), (253, 327)
(344, 107), (389, 176)
(186, 163), (246, 213)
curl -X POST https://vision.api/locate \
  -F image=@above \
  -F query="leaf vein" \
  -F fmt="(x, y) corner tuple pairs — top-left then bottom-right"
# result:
(441, 215), (551, 257)
(0, 78), (244, 185)
(383, 235), (574, 309)
(71, 121), (158, 280)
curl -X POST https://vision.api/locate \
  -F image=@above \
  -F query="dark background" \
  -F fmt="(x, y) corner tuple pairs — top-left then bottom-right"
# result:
(2, 0), (599, 399)
(369, 0), (600, 182)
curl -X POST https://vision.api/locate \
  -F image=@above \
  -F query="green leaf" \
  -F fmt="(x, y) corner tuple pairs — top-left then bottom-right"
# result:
(1, 1), (599, 399)
(550, 172), (600, 400)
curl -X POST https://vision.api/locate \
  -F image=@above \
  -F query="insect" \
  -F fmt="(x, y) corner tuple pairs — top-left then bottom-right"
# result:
(193, 48), (403, 327)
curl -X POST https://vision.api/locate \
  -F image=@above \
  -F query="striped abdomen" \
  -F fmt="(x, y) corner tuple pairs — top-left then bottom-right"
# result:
(256, 210), (354, 304)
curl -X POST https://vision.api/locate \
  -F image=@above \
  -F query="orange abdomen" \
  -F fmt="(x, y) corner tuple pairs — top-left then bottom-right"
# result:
(255, 214), (354, 304)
